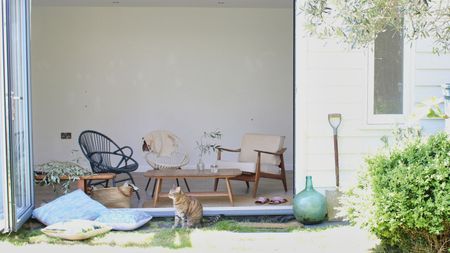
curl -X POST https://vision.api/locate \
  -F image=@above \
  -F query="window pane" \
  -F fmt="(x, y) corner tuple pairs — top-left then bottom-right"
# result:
(374, 28), (404, 114)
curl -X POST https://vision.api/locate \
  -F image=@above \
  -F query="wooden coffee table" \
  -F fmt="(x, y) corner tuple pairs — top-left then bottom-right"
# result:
(144, 169), (241, 207)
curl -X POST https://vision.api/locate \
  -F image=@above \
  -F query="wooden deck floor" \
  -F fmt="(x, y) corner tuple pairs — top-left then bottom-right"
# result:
(35, 171), (294, 208)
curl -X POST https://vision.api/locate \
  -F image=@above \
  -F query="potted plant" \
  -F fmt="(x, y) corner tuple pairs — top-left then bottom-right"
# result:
(35, 161), (93, 194)
(195, 130), (222, 171)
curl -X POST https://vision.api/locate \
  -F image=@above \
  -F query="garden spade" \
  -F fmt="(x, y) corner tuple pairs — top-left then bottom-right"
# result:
(328, 113), (342, 187)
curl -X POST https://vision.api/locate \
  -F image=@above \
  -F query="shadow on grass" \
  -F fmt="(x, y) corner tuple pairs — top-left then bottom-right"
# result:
(0, 216), (340, 248)
(370, 241), (405, 253)
(0, 224), (192, 249)
(0, 229), (41, 246)
(0, 229), (68, 246)
(208, 220), (307, 232)
(210, 220), (258, 232)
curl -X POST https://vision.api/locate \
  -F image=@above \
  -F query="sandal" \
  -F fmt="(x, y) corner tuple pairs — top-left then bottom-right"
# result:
(269, 197), (288, 205)
(254, 197), (269, 204)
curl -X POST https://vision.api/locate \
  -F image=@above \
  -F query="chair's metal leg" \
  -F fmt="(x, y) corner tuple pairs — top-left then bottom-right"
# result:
(175, 167), (190, 192)
(176, 179), (180, 187)
(245, 181), (250, 189)
(127, 172), (140, 200)
(151, 180), (157, 198)
(135, 190), (141, 200)
(145, 178), (152, 191)
(183, 179), (191, 192)
(214, 178), (219, 191)
(105, 180), (109, 188)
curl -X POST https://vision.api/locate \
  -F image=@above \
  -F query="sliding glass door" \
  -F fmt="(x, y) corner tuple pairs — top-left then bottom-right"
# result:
(0, 0), (7, 233)
(0, 144), (4, 231)
(1, 0), (33, 232)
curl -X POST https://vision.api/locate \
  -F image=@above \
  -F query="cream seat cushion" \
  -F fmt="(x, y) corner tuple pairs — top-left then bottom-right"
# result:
(216, 160), (281, 174)
(238, 133), (285, 165)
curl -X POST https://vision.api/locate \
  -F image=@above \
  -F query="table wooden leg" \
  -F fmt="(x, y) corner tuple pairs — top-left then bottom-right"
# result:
(153, 178), (162, 207)
(225, 178), (234, 206)
(77, 179), (86, 192)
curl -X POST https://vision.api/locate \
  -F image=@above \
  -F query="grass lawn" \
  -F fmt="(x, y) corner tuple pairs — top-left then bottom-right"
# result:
(0, 218), (380, 253)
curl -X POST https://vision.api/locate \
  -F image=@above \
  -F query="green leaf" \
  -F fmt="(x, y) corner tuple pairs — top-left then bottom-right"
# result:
(340, 129), (450, 252)
(36, 161), (92, 194)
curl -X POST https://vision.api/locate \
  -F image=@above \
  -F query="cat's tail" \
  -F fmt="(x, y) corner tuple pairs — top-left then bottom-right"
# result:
(201, 214), (224, 227)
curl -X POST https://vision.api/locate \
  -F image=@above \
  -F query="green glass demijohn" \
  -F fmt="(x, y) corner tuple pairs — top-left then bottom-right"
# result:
(293, 176), (327, 224)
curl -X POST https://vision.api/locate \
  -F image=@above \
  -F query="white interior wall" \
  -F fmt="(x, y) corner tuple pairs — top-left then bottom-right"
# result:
(31, 7), (294, 171)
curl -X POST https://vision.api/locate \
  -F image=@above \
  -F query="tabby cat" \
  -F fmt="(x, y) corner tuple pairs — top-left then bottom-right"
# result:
(168, 185), (203, 228)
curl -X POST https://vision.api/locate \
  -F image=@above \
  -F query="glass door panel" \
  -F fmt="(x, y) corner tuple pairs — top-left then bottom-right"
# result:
(9, 0), (33, 220)
(0, 0), (33, 232)
(9, 0), (33, 228)
(0, 0), (7, 232)
(0, 162), (4, 231)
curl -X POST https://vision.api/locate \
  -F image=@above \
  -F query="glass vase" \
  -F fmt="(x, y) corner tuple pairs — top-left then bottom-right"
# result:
(196, 157), (205, 171)
(210, 164), (218, 173)
(293, 176), (327, 224)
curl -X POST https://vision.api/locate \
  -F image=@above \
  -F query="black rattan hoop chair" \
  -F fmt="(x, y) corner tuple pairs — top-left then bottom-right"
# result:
(79, 130), (140, 200)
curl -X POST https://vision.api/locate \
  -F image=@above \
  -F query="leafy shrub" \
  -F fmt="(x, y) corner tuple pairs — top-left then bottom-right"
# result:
(341, 132), (450, 252)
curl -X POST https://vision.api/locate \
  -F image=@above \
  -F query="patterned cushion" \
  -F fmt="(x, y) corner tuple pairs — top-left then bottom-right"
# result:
(238, 133), (285, 165)
(95, 209), (153, 231)
(42, 220), (111, 241)
(32, 189), (107, 225)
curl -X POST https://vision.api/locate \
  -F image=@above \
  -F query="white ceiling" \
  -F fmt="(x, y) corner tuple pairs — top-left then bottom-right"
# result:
(32, 0), (293, 8)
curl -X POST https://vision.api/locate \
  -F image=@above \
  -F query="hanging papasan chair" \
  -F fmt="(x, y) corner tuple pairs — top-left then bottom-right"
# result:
(142, 130), (191, 195)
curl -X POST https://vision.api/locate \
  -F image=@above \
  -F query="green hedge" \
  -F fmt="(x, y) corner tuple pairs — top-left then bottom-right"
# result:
(342, 132), (450, 252)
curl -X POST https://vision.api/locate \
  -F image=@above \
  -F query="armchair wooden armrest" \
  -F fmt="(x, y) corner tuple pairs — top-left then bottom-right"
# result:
(216, 147), (241, 160)
(217, 147), (241, 153)
(254, 148), (287, 156)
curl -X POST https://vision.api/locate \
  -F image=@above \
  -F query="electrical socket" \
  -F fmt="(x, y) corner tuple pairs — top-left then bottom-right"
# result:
(60, 132), (72, 139)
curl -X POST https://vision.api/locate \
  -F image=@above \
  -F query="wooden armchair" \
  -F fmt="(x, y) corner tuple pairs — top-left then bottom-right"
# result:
(215, 133), (287, 197)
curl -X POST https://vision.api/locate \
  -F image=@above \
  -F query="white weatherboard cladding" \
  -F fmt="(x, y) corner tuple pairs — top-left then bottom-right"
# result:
(295, 16), (450, 191)
(414, 39), (449, 135)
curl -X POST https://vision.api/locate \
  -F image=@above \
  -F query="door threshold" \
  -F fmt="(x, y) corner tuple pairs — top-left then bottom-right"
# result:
(133, 205), (293, 217)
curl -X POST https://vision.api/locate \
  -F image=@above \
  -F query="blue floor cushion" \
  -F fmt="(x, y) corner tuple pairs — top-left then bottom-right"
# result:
(32, 189), (107, 225)
(95, 209), (153, 231)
